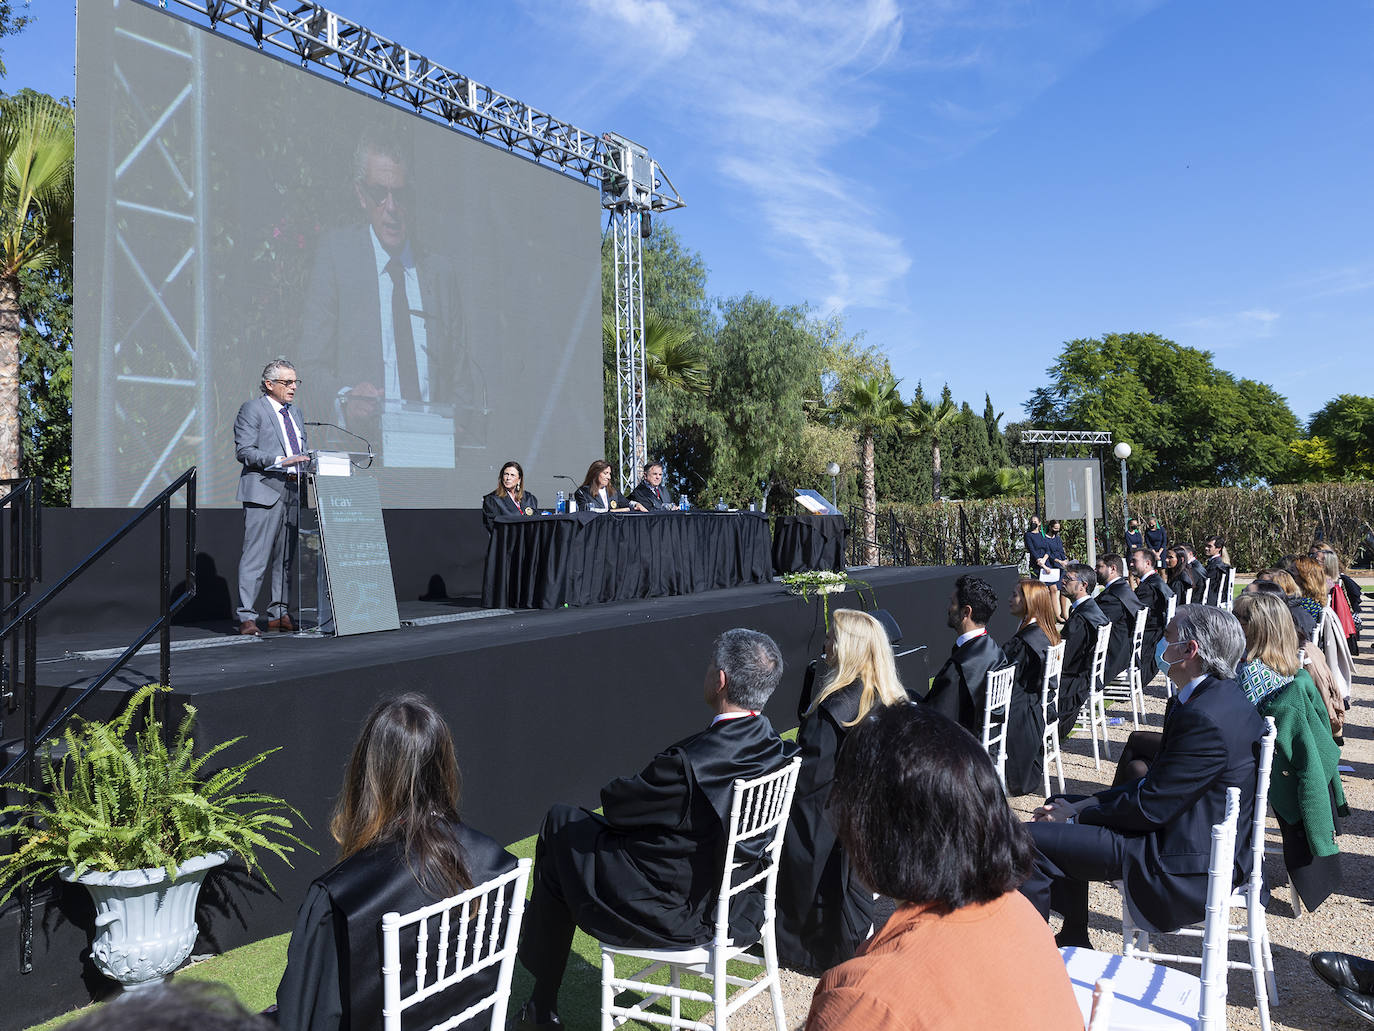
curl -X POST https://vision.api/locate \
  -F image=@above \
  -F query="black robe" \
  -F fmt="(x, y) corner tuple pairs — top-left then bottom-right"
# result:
(276, 822), (517, 1031)
(1058, 597), (1110, 740)
(573, 483), (634, 512)
(481, 489), (539, 532)
(1133, 573), (1174, 683)
(1001, 623), (1054, 796)
(1167, 565), (1199, 604)
(776, 665), (876, 970)
(1095, 578), (1145, 681)
(629, 479), (677, 511)
(1203, 555), (1231, 606)
(924, 631), (1006, 736)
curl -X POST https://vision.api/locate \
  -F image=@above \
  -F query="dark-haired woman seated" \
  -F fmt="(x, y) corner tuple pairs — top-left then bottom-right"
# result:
(482, 461), (539, 532)
(776, 608), (907, 971)
(276, 694), (516, 1031)
(1165, 545), (1198, 602)
(1001, 579), (1063, 796)
(803, 705), (1081, 1030)
(573, 459), (645, 512)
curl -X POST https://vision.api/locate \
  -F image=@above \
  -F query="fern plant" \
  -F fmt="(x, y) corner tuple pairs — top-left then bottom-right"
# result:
(0, 684), (311, 902)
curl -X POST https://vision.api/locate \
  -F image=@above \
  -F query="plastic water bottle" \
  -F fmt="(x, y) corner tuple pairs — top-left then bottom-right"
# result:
(555, 490), (566, 513)
(679, 494), (689, 512)
(716, 497), (727, 511)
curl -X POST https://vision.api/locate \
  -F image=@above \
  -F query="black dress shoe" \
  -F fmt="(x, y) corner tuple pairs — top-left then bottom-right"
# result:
(1312, 952), (1374, 994)
(1337, 987), (1374, 1025)
(509, 1001), (561, 1031)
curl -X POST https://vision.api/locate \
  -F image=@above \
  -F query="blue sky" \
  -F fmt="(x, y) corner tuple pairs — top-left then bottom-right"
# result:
(10, 0), (1373, 426)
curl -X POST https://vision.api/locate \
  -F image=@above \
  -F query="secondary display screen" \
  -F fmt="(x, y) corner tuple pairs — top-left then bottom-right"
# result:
(74, 0), (604, 508)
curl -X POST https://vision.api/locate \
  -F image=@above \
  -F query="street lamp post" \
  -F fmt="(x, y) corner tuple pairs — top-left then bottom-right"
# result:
(825, 461), (840, 509)
(1113, 442), (1132, 531)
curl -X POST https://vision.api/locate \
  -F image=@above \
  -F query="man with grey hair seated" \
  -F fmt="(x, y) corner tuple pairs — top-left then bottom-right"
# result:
(514, 629), (796, 1030)
(1019, 604), (1265, 948)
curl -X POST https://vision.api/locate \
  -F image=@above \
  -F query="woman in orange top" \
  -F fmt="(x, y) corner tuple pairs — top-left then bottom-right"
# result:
(804, 704), (1081, 1031)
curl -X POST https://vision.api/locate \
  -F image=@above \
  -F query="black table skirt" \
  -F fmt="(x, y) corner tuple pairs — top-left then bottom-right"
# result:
(771, 514), (846, 574)
(483, 510), (775, 609)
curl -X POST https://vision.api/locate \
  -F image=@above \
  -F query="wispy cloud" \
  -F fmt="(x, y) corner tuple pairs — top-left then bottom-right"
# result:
(1178, 307), (1281, 346)
(1290, 264), (1374, 300)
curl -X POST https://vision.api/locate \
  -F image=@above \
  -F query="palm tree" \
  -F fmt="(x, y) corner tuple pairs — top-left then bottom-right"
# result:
(829, 372), (907, 566)
(0, 93), (73, 479)
(602, 312), (709, 396)
(908, 395), (957, 502)
(945, 465), (1034, 499)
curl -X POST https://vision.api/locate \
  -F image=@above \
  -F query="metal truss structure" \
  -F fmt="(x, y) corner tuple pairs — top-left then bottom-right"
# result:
(1021, 429), (1114, 544)
(1019, 430), (1114, 447)
(109, 0), (683, 500)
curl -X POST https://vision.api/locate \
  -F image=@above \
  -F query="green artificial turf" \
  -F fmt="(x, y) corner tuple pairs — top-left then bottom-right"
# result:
(28, 725), (806, 1031)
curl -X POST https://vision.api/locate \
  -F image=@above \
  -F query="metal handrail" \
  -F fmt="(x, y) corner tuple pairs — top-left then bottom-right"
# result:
(0, 466), (197, 783)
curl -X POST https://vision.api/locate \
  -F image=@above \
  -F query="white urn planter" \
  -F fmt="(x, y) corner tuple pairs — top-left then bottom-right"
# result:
(61, 850), (231, 991)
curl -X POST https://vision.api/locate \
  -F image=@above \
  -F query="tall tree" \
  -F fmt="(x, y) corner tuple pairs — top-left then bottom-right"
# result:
(18, 260), (70, 504)
(828, 372), (907, 565)
(908, 388), (958, 501)
(1027, 332), (1300, 489)
(0, 92), (73, 480)
(1307, 394), (1374, 478)
(983, 394), (1009, 466)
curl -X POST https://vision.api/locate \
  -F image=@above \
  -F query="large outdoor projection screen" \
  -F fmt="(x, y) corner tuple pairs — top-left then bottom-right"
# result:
(73, 0), (604, 508)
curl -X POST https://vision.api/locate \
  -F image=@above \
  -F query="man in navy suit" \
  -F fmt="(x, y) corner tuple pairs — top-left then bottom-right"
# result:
(513, 629), (796, 1031)
(234, 359), (308, 635)
(1020, 604), (1264, 946)
(629, 460), (678, 511)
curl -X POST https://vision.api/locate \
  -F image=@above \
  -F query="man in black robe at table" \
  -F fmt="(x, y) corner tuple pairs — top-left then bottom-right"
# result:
(1095, 553), (1146, 682)
(1131, 546), (1174, 684)
(513, 628), (795, 1031)
(923, 574), (1006, 736)
(629, 459), (678, 511)
(1055, 564), (1110, 740)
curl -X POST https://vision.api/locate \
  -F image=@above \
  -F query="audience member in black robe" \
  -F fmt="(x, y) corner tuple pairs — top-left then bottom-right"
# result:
(1055, 563), (1109, 740)
(1095, 553), (1146, 680)
(1184, 545), (1210, 599)
(276, 694), (517, 1031)
(776, 609), (907, 970)
(1131, 547), (1174, 683)
(512, 629), (794, 1031)
(1001, 579), (1063, 796)
(1165, 545), (1200, 604)
(1203, 535), (1232, 606)
(481, 460), (539, 531)
(924, 574), (1006, 735)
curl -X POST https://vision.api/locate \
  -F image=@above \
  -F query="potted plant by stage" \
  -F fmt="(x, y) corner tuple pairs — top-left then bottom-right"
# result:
(780, 569), (875, 629)
(0, 684), (310, 991)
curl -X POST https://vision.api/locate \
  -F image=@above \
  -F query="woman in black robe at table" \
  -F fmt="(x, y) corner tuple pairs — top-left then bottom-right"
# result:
(572, 459), (645, 513)
(481, 460), (539, 531)
(776, 608), (907, 971)
(276, 694), (516, 1031)
(1001, 578), (1062, 796)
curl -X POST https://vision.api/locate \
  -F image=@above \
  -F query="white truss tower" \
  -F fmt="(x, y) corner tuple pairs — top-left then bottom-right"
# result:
(114, 0), (683, 498)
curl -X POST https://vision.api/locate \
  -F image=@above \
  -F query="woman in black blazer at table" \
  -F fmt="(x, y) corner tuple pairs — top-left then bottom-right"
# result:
(573, 459), (645, 512)
(481, 461), (539, 531)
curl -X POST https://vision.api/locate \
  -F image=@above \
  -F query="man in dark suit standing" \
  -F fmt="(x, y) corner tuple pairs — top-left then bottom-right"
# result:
(234, 359), (309, 636)
(1055, 563), (1110, 740)
(1021, 604), (1264, 947)
(629, 460), (677, 511)
(513, 629), (795, 1030)
(1131, 547), (1174, 683)
(923, 575), (1005, 735)
(1095, 553), (1145, 681)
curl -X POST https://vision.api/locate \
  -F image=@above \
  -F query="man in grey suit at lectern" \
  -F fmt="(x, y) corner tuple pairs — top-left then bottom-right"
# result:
(234, 358), (309, 636)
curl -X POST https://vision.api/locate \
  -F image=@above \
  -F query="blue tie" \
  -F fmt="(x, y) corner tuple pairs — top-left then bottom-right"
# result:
(280, 404), (301, 454)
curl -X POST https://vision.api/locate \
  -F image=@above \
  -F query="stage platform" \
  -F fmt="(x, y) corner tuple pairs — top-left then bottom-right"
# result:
(5, 562), (1017, 1026)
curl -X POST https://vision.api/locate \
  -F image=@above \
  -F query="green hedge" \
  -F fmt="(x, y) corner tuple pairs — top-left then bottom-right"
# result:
(879, 482), (1374, 572)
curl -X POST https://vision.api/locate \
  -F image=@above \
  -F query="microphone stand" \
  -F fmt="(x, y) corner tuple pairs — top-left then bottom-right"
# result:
(304, 421), (374, 469)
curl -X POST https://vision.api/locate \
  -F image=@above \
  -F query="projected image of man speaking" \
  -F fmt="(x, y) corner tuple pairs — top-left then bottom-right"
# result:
(299, 126), (480, 475)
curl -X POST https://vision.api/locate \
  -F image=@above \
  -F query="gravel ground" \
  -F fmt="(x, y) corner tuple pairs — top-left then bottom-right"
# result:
(723, 631), (1374, 1031)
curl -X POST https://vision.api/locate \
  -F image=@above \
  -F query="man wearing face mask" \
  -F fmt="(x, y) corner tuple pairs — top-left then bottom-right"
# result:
(1019, 604), (1264, 948)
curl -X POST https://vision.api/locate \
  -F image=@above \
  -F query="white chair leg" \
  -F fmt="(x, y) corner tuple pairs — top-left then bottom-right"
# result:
(713, 947), (729, 1031)
(670, 964), (681, 1026)
(601, 951), (616, 1031)
(763, 922), (787, 1031)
